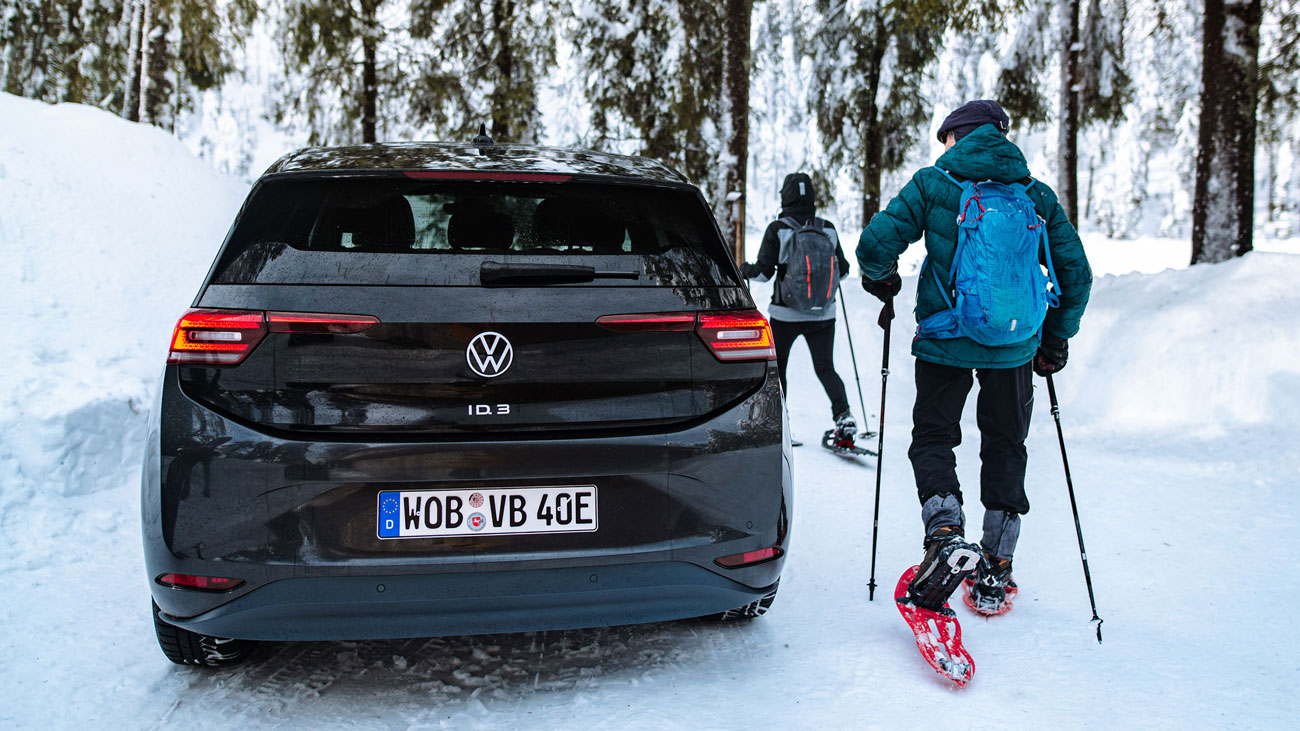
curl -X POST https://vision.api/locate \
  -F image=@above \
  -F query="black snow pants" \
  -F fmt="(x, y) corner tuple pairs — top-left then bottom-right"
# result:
(770, 318), (851, 420)
(908, 358), (1034, 515)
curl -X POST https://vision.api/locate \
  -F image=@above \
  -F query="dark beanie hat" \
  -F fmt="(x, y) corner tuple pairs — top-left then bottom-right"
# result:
(937, 100), (1010, 143)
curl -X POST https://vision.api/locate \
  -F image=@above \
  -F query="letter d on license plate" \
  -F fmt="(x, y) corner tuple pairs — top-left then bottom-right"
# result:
(377, 486), (598, 539)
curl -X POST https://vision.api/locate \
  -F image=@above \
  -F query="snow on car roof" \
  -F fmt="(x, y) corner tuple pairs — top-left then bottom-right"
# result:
(264, 142), (691, 184)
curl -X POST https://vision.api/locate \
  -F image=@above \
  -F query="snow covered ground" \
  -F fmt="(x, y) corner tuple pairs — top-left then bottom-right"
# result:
(2, 94), (1299, 728)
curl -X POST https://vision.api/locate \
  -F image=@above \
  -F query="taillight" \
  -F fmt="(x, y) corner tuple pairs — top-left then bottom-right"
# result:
(714, 546), (784, 569)
(595, 309), (776, 362)
(595, 312), (696, 332)
(696, 310), (776, 362)
(267, 311), (380, 334)
(167, 309), (382, 365)
(156, 573), (245, 592)
(167, 309), (266, 365)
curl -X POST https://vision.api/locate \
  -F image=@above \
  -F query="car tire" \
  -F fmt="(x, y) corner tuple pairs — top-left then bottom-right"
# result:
(708, 582), (778, 621)
(152, 601), (257, 666)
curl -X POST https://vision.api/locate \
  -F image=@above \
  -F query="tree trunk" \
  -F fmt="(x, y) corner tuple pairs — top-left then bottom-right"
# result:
(721, 0), (753, 267)
(142, 1), (170, 127)
(859, 11), (887, 228)
(490, 0), (515, 141)
(123, 0), (143, 121)
(1058, 0), (1080, 225)
(361, 0), (379, 143)
(137, 0), (152, 124)
(1191, 0), (1261, 264)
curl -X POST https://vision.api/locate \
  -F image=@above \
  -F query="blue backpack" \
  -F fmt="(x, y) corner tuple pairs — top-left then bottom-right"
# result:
(916, 168), (1062, 346)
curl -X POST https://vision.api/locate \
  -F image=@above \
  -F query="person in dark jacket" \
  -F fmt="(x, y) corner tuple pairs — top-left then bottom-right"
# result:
(856, 100), (1093, 613)
(741, 172), (856, 444)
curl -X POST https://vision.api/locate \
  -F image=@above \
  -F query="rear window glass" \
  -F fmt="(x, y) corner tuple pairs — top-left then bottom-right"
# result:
(210, 178), (737, 287)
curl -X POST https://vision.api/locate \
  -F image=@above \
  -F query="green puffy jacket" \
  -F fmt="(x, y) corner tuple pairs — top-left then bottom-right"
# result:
(856, 124), (1093, 369)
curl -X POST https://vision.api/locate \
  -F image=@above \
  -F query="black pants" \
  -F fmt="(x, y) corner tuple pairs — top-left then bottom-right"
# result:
(908, 359), (1033, 514)
(771, 318), (850, 419)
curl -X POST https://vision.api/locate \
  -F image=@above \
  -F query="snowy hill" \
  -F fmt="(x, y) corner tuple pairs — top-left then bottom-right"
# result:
(2, 93), (1298, 728)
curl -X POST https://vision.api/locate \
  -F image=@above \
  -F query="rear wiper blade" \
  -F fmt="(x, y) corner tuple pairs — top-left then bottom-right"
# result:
(479, 261), (640, 285)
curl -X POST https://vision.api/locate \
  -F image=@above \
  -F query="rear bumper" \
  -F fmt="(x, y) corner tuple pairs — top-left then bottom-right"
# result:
(143, 363), (791, 638)
(157, 561), (774, 641)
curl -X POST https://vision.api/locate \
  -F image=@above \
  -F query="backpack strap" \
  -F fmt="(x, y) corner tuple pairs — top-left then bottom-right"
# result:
(1033, 216), (1062, 308)
(936, 167), (964, 187)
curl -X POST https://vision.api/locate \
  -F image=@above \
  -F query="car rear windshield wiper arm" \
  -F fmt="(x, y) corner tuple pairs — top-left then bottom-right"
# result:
(479, 261), (640, 285)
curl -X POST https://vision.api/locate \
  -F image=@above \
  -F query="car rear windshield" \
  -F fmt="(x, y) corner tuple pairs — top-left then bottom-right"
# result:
(210, 177), (737, 287)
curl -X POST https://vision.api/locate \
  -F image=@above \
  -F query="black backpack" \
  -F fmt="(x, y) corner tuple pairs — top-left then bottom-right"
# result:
(777, 217), (838, 313)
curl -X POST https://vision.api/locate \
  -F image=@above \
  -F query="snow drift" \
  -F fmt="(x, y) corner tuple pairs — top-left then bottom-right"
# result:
(0, 93), (247, 505)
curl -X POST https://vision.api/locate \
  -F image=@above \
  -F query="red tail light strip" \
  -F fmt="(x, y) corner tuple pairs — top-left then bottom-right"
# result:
(168, 309), (382, 366)
(597, 310), (776, 362)
(594, 312), (696, 332)
(714, 546), (784, 569)
(403, 171), (573, 183)
(267, 312), (380, 334)
(156, 573), (245, 592)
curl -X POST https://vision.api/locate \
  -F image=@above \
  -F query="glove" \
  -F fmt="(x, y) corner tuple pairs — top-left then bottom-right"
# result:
(861, 272), (902, 303)
(740, 262), (760, 279)
(1033, 333), (1068, 377)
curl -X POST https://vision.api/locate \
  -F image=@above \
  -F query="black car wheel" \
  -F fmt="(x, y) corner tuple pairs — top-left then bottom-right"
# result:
(152, 601), (257, 667)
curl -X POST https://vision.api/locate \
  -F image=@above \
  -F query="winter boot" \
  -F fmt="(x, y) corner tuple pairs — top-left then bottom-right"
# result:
(967, 554), (1017, 614)
(906, 526), (983, 612)
(832, 410), (857, 448)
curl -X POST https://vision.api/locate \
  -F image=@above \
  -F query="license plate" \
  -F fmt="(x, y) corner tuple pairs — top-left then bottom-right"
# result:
(377, 486), (598, 539)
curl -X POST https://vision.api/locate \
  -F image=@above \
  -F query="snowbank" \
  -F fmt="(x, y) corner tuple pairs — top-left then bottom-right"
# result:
(1068, 252), (1300, 436)
(0, 93), (248, 505)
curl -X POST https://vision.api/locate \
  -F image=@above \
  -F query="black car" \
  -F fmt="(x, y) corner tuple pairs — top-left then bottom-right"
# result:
(142, 138), (791, 665)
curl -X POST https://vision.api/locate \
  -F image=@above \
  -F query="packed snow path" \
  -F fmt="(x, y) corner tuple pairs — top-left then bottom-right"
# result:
(2, 95), (1299, 728)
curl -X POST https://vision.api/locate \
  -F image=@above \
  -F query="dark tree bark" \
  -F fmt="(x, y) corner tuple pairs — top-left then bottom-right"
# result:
(490, 0), (515, 141)
(361, 0), (379, 143)
(142, 3), (171, 126)
(1191, 0), (1262, 264)
(124, 0), (143, 122)
(721, 0), (753, 266)
(859, 11), (887, 227)
(1059, 0), (1080, 225)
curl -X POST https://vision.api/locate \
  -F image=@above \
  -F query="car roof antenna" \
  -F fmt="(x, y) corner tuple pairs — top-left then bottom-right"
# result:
(472, 123), (494, 149)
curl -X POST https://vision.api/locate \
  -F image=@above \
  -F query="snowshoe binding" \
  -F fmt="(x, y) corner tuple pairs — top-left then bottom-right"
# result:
(962, 555), (1018, 616)
(820, 411), (876, 457)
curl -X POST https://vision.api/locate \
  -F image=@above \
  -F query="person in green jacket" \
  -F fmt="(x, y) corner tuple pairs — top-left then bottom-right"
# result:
(856, 100), (1093, 614)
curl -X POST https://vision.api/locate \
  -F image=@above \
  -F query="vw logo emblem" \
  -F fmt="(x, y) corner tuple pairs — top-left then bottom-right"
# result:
(466, 331), (513, 378)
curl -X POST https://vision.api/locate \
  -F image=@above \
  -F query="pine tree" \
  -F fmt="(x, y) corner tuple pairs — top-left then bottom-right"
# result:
(408, 0), (557, 143)
(1191, 0), (1263, 264)
(570, 1), (725, 193)
(995, 0), (1053, 130)
(276, 0), (398, 145)
(800, 0), (959, 226)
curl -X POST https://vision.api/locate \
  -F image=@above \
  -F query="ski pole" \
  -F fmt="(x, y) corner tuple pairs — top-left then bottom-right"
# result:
(867, 298), (893, 600)
(836, 279), (870, 428)
(1046, 374), (1104, 643)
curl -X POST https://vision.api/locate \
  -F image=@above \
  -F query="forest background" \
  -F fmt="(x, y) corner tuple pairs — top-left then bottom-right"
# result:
(3, 0), (1297, 266)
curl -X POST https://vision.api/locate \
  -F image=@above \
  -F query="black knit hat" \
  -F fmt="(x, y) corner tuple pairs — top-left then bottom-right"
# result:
(937, 100), (1011, 143)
